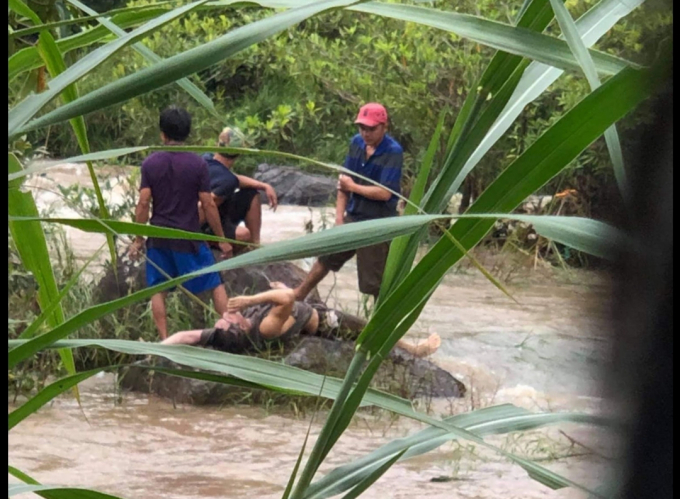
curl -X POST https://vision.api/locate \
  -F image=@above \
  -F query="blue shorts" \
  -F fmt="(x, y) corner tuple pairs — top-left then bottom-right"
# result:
(145, 244), (222, 295)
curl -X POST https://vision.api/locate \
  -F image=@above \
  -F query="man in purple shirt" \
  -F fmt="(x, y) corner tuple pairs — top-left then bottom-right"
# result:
(129, 106), (231, 340)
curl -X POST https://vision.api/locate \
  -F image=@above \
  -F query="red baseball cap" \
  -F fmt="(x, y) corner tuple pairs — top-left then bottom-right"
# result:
(354, 103), (388, 127)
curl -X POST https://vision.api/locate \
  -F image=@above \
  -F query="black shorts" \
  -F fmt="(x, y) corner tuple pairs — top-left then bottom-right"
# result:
(204, 188), (258, 240)
(318, 216), (390, 297)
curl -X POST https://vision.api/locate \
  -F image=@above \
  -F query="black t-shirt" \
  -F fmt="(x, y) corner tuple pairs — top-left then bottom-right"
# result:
(202, 153), (239, 221)
(203, 153), (239, 200)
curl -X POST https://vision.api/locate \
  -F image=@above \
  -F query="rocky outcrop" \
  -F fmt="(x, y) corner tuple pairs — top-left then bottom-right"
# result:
(253, 164), (336, 206)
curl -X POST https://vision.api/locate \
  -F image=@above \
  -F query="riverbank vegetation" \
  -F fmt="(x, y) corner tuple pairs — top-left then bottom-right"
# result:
(8, 0), (671, 497)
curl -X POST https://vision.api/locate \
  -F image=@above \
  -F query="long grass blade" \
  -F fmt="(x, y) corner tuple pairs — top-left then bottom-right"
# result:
(66, 0), (219, 118)
(35, 23), (117, 268)
(305, 405), (604, 499)
(282, 375), (329, 499)
(8, 1), (176, 38)
(445, 0), (644, 201)
(548, 0), (629, 198)
(17, 243), (106, 340)
(9, 216), (244, 245)
(8, 483), (125, 498)
(9, 0), (211, 137)
(8, 7), (170, 82)
(8, 154), (78, 390)
(384, 0), (555, 297)
(8, 339), (413, 412)
(338, 449), (406, 499)
(350, 2), (636, 75)
(6, 214), (448, 368)
(8, 367), (109, 430)
(379, 108), (446, 298)
(9, 338), (607, 495)
(11, 0), (361, 136)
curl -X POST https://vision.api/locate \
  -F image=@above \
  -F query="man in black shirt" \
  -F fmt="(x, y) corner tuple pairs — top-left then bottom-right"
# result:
(200, 127), (278, 249)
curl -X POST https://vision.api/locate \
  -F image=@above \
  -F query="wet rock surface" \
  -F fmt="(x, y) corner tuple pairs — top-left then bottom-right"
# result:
(253, 164), (336, 206)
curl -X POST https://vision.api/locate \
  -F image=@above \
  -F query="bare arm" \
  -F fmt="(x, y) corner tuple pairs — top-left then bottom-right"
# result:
(237, 174), (278, 210)
(347, 183), (391, 201)
(161, 329), (203, 345)
(130, 188), (151, 253)
(237, 175), (266, 191)
(335, 189), (348, 225)
(198, 193), (225, 225)
(198, 191), (226, 238)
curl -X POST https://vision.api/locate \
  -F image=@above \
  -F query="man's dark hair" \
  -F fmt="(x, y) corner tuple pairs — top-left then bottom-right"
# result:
(159, 106), (192, 142)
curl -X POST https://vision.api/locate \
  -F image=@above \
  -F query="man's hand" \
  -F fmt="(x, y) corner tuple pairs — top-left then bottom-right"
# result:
(264, 184), (278, 211)
(337, 174), (356, 193)
(218, 241), (233, 259)
(128, 238), (145, 261)
(335, 215), (345, 226)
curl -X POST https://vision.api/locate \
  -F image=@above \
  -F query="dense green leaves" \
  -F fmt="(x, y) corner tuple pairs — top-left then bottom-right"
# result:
(352, 2), (636, 75)
(11, 0), (360, 136)
(9, 0), (211, 137)
(66, 0), (219, 117)
(446, 0), (645, 202)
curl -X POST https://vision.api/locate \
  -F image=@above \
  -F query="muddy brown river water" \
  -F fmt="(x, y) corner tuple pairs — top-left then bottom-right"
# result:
(9, 165), (618, 498)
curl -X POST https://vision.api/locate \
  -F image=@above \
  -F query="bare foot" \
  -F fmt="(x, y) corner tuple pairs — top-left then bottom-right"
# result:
(269, 281), (290, 290)
(227, 296), (251, 313)
(409, 333), (441, 358)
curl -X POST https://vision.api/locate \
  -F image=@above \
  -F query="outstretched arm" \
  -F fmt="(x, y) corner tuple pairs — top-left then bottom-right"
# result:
(237, 175), (278, 210)
(161, 329), (204, 345)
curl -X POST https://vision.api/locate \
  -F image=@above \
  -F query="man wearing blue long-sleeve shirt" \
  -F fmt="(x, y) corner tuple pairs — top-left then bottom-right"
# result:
(294, 102), (403, 301)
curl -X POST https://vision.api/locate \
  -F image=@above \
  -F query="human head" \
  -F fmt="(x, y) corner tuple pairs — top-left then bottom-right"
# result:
(354, 102), (388, 147)
(216, 311), (250, 333)
(217, 126), (245, 160)
(159, 106), (192, 143)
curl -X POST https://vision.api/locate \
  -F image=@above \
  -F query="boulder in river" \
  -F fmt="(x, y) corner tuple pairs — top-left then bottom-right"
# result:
(253, 164), (336, 206)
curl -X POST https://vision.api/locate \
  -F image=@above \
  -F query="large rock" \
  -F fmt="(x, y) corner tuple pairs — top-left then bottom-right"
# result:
(284, 337), (465, 399)
(119, 336), (465, 404)
(254, 164), (336, 206)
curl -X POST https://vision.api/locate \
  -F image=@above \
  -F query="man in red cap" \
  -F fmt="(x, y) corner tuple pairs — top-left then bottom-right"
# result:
(294, 102), (403, 302)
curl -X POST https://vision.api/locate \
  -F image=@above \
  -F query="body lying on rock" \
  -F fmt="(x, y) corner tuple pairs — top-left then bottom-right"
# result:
(162, 281), (441, 358)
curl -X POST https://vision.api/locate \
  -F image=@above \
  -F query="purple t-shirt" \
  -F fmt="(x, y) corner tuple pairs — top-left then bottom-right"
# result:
(140, 151), (210, 253)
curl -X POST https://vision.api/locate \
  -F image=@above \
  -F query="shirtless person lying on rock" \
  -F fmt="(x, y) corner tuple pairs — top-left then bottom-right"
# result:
(161, 282), (441, 358)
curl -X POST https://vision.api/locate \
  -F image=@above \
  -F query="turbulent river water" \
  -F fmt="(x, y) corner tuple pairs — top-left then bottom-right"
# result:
(9, 164), (618, 498)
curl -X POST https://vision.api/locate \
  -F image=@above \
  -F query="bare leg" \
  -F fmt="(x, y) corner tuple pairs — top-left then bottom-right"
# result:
(235, 226), (252, 242)
(212, 284), (229, 317)
(151, 292), (169, 340)
(244, 193), (262, 245)
(396, 333), (442, 358)
(294, 260), (330, 301)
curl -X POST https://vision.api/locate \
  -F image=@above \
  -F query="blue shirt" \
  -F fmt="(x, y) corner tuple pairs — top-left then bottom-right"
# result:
(344, 133), (403, 220)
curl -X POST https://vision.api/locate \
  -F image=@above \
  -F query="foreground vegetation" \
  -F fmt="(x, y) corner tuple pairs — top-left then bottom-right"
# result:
(8, 0), (671, 498)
